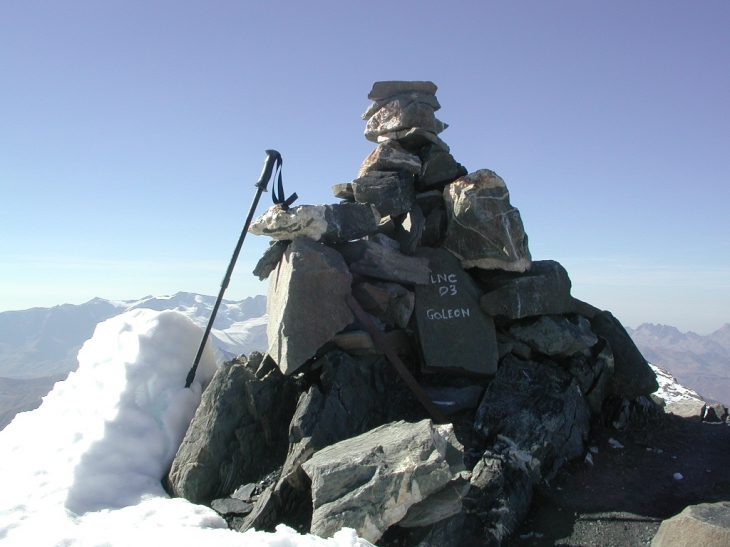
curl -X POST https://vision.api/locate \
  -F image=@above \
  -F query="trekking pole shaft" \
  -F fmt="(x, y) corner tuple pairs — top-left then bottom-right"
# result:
(185, 151), (280, 388)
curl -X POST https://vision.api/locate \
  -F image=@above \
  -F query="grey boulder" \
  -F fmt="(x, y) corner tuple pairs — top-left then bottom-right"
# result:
(266, 236), (353, 375)
(443, 169), (531, 272)
(302, 419), (464, 543)
(652, 501), (730, 547)
(167, 358), (296, 503)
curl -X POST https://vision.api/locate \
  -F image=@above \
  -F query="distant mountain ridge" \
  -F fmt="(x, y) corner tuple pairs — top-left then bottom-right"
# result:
(627, 322), (730, 406)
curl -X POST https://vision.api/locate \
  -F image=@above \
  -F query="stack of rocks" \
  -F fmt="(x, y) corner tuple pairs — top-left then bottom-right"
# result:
(167, 81), (659, 547)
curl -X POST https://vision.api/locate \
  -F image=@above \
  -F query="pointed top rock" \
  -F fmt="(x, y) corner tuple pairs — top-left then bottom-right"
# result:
(368, 81), (437, 101)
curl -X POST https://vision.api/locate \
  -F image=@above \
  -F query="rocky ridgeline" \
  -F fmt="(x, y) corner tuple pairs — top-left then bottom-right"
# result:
(166, 81), (659, 546)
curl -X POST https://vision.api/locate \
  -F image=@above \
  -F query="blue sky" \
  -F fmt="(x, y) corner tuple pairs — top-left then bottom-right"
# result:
(1, 1), (728, 334)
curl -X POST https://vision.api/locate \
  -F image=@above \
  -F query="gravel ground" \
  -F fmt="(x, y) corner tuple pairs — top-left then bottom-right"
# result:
(504, 410), (730, 547)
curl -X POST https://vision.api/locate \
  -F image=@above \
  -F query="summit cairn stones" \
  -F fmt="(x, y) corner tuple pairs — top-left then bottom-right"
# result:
(444, 169), (532, 272)
(213, 80), (662, 545)
(266, 236), (353, 375)
(414, 247), (498, 375)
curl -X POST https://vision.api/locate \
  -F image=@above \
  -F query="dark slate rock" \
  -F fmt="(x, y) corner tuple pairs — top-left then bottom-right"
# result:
(368, 80), (438, 101)
(417, 144), (467, 190)
(704, 402), (728, 422)
(352, 170), (416, 217)
(211, 498), (253, 515)
(421, 206), (447, 248)
(367, 232), (401, 251)
(302, 419), (464, 543)
(415, 189), (445, 216)
(588, 310), (659, 399)
(289, 351), (401, 451)
(393, 203), (425, 255)
(478, 260), (573, 319)
(443, 170), (531, 272)
(461, 449), (533, 546)
(266, 236), (353, 375)
(474, 355), (590, 479)
(167, 359), (297, 503)
(508, 315), (598, 357)
(423, 386), (484, 416)
(358, 141), (421, 177)
(253, 240), (290, 281)
(586, 343), (615, 414)
(405, 511), (468, 547)
(336, 239), (430, 285)
(414, 247), (498, 375)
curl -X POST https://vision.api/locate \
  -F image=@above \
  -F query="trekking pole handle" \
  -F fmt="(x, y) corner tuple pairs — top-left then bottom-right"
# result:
(256, 150), (282, 190)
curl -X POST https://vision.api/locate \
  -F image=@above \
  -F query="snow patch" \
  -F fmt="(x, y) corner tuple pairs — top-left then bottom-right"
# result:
(0, 309), (370, 547)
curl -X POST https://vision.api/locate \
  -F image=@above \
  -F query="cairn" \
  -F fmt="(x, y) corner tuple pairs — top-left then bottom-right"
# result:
(167, 81), (659, 546)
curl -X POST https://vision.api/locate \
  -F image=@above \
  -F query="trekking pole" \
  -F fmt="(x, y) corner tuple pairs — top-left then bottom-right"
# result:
(185, 150), (297, 388)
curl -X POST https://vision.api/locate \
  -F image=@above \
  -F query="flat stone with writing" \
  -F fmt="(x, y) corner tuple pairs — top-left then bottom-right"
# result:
(414, 247), (498, 375)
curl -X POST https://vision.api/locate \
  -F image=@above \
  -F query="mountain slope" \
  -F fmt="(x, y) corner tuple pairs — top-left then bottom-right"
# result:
(628, 323), (730, 406)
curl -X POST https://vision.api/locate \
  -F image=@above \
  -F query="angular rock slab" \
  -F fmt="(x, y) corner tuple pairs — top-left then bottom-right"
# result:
(362, 91), (441, 121)
(652, 501), (730, 547)
(358, 141), (421, 177)
(414, 247), (498, 375)
(267, 236), (353, 375)
(443, 169), (531, 272)
(377, 127), (450, 153)
(302, 419), (464, 543)
(167, 359), (295, 503)
(365, 99), (447, 142)
(368, 80), (438, 101)
(249, 203), (380, 244)
(588, 310), (659, 399)
(336, 240), (430, 285)
(508, 314), (598, 357)
(352, 170), (416, 218)
(479, 260), (573, 319)
(474, 355), (590, 479)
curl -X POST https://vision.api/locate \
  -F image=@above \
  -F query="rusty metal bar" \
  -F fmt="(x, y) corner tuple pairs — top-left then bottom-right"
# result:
(345, 293), (447, 424)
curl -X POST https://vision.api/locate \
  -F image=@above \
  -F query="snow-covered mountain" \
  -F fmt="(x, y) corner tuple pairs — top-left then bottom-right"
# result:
(627, 323), (730, 406)
(0, 292), (268, 380)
